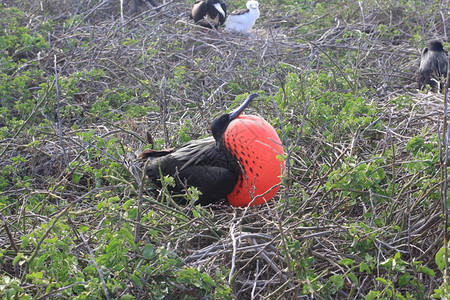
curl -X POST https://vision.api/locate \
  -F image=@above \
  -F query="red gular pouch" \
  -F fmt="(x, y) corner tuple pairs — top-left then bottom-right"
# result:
(224, 115), (285, 207)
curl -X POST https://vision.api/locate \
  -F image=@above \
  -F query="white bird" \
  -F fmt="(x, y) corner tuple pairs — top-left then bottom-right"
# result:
(225, 0), (260, 33)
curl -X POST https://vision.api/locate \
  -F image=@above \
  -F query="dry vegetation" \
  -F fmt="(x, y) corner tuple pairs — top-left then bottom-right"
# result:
(1, 0), (449, 299)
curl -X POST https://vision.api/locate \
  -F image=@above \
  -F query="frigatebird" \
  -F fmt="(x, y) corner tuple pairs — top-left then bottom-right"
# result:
(139, 94), (284, 207)
(225, 0), (260, 33)
(417, 40), (448, 92)
(190, 0), (227, 29)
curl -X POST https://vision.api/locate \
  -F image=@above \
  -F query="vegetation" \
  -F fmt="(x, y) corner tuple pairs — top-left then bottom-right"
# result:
(0, 0), (449, 298)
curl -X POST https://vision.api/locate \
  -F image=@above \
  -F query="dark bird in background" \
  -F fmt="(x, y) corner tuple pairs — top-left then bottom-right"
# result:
(139, 94), (285, 207)
(190, 0), (227, 29)
(417, 40), (448, 92)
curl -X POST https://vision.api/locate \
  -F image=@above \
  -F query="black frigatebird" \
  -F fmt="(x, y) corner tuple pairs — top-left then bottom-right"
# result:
(190, 0), (227, 29)
(417, 40), (448, 92)
(139, 93), (285, 207)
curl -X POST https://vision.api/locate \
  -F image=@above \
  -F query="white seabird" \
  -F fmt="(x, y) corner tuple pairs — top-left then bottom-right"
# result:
(225, 0), (260, 33)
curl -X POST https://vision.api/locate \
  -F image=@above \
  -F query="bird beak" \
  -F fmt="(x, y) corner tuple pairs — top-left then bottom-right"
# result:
(229, 93), (258, 121)
(213, 3), (226, 18)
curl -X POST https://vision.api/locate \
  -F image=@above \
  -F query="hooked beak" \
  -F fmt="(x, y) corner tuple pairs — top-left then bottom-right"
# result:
(229, 93), (258, 121)
(213, 3), (226, 18)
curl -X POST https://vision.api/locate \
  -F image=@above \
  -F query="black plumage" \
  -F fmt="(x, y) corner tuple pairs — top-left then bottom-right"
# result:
(190, 0), (227, 29)
(417, 40), (448, 92)
(140, 137), (238, 205)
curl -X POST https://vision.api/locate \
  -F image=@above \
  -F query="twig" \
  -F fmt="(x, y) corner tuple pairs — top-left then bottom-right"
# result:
(0, 212), (19, 253)
(80, 232), (111, 300)
(37, 281), (88, 300)
(54, 54), (68, 165)
(228, 211), (238, 286)
(134, 159), (149, 244)
(120, 0), (124, 26)
(442, 56), (450, 287)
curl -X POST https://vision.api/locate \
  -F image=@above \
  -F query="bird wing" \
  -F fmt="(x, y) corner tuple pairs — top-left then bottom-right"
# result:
(176, 164), (237, 205)
(230, 8), (249, 15)
(226, 12), (251, 26)
(142, 136), (234, 184)
(173, 137), (230, 170)
(191, 0), (207, 22)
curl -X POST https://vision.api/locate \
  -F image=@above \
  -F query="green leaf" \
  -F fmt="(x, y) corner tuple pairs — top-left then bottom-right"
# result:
(398, 273), (410, 287)
(347, 272), (358, 285)
(380, 257), (393, 270)
(376, 277), (388, 285)
(329, 275), (344, 290)
(73, 173), (82, 184)
(435, 246), (446, 271)
(108, 196), (121, 203)
(386, 289), (393, 298)
(13, 252), (24, 266)
(143, 244), (155, 259)
(417, 266), (435, 277)
(123, 199), (135, 210)
(118, 223), (136, 250)
(192, 209), (200, 218)
(202, 274), (215, 286)
(359, 262), (371, 273)
(97, 201), (106, 210)
(148, 229), (158, 237)
(26, 271), (43, 280)
(130, 274), (142, 288)
(83, 266), (96, 274)
(36, 252), (49, 267)
(365, 290), (379, 300)
(394, 293), (406, 300)
(338, 258), (354, 266)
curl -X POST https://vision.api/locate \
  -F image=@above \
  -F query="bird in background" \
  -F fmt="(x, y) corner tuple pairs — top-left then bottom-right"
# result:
(138, 93), (285, 207)
(190, 0), (227, 29)
(225, 0), (260, 33)
(417, 40), (448, 92)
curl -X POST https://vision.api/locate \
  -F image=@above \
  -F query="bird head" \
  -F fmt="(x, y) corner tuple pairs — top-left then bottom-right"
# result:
(211, 93), (259, 145)
(208, 0), (226, 18)
(246, 0), (259, 10)
(428, 40), (445, 52)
